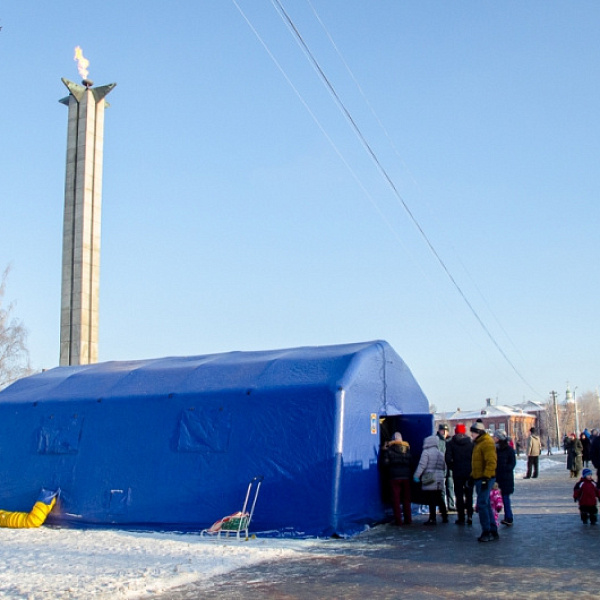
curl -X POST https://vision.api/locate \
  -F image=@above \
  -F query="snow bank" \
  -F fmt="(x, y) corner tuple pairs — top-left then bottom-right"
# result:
(0, 528), (315, 599)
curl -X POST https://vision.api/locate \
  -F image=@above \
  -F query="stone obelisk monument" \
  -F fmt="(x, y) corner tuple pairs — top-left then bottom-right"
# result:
(59, 51), (116, 366)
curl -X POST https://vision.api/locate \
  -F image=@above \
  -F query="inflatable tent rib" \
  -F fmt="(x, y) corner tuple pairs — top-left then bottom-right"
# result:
(0, 340), (431, 536)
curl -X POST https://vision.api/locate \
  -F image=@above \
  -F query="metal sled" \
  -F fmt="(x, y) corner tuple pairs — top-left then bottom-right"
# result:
(201, 476), (263, 540)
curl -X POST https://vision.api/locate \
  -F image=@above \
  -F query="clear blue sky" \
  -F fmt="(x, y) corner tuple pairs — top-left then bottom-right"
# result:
(1, 2), (599, 412)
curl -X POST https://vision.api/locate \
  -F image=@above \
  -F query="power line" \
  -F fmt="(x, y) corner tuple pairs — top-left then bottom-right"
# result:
(305, 0), (527, 365)
(269, 0), (539, 397)
(229, 0), (496, 369)
(234, 0), (542, 398)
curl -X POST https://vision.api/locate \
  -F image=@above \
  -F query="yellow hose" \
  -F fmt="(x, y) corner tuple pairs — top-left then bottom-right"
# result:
(0, 492), (58, 529)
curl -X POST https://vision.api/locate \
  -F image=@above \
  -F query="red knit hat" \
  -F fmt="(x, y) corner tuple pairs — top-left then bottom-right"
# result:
(455, 423), (466, 434)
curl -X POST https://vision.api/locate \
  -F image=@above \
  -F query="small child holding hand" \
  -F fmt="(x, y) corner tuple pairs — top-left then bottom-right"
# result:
(475, 482), (503, 528)
(490, 482), (503, 528)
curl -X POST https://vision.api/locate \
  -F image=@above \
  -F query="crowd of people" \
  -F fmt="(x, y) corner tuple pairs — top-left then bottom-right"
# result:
(563, 428), (600, 479)
(381, 421), (516, 542)
(380, 423), (600, 541)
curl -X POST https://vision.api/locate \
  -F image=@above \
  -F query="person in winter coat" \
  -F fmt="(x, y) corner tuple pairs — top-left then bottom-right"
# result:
(580, 432), (591, 468)
(413, 434), (448, 526)
(470, 422), (498, 542)
(476, 482), (503, 528)
(565, 434), (574, 469)
(381, 432), (413, 526)
(567, 433), (583, 478)
(445, 423), (474, 525)
(493, 429), (516, 526)
(436, 424), (456, 512)
(590, 429), (600, 479)
(573, 468), (600, 524)
(524, 427), (541, 479)
(488, 483), (503, 528)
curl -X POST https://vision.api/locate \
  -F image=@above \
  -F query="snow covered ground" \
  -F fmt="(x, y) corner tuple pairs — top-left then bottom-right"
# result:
(0, 454), (562, 599)
(0, 527), (322, 599)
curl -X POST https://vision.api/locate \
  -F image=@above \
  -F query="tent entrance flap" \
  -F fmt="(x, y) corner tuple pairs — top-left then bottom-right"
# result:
(379, 413), (433, 507)
(379, 413), (433, 455)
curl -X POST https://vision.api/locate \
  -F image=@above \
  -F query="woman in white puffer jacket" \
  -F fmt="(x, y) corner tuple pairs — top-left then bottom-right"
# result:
(414, 434), (448, 525)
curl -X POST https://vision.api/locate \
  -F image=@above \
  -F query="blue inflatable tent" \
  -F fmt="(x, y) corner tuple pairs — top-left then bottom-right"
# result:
(0, 340), (432, 536)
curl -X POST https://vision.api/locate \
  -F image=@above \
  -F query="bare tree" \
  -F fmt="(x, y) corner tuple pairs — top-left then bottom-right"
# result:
(540, 398), (558, 447)
(0, 266), (32, 390)
(577, 390), (600, 431)
(561, 402), (576, 438)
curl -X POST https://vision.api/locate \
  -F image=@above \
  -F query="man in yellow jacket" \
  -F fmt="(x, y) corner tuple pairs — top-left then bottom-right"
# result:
(470, 422), (498, 542)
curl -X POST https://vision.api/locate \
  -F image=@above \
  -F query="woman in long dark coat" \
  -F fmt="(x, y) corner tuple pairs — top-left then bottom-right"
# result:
(493, 430), (516, 526)
(580, 433), (591, 467)
(567, 433), (583, 478)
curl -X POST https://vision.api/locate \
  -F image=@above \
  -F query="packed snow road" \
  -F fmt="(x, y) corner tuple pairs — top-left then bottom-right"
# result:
(0, 455), (596, 598)
(156, 455), (600, 599)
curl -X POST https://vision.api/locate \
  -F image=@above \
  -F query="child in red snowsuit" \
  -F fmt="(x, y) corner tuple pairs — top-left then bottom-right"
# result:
(573, 468), (600, 524)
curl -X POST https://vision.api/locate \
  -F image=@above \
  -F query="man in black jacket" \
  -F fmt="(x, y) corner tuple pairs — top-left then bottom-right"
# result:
(445, 423), (474, 525)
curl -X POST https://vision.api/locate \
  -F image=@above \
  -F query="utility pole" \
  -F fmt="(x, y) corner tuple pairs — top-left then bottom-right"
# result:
(574, 386), (579, 434)
(551, 390), (560, 449)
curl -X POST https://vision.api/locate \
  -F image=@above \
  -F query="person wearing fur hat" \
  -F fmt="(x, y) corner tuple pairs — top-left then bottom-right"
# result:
(381, 432), (413, 526)
(573, 468), (600, 524)
(470, 422), (498, 542)
(445, 423), (474, 525)
(413, 434), (448, 525)
(493, 429), (516, 526)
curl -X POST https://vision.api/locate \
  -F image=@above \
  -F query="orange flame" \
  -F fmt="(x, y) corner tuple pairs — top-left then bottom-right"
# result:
(74, 46), (90, 80)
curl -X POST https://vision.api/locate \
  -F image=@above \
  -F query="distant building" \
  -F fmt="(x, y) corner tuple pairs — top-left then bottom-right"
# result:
(437, 398), (536, 445)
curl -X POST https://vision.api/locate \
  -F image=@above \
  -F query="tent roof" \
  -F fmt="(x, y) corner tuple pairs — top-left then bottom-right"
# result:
(1, 340), (397, 404)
